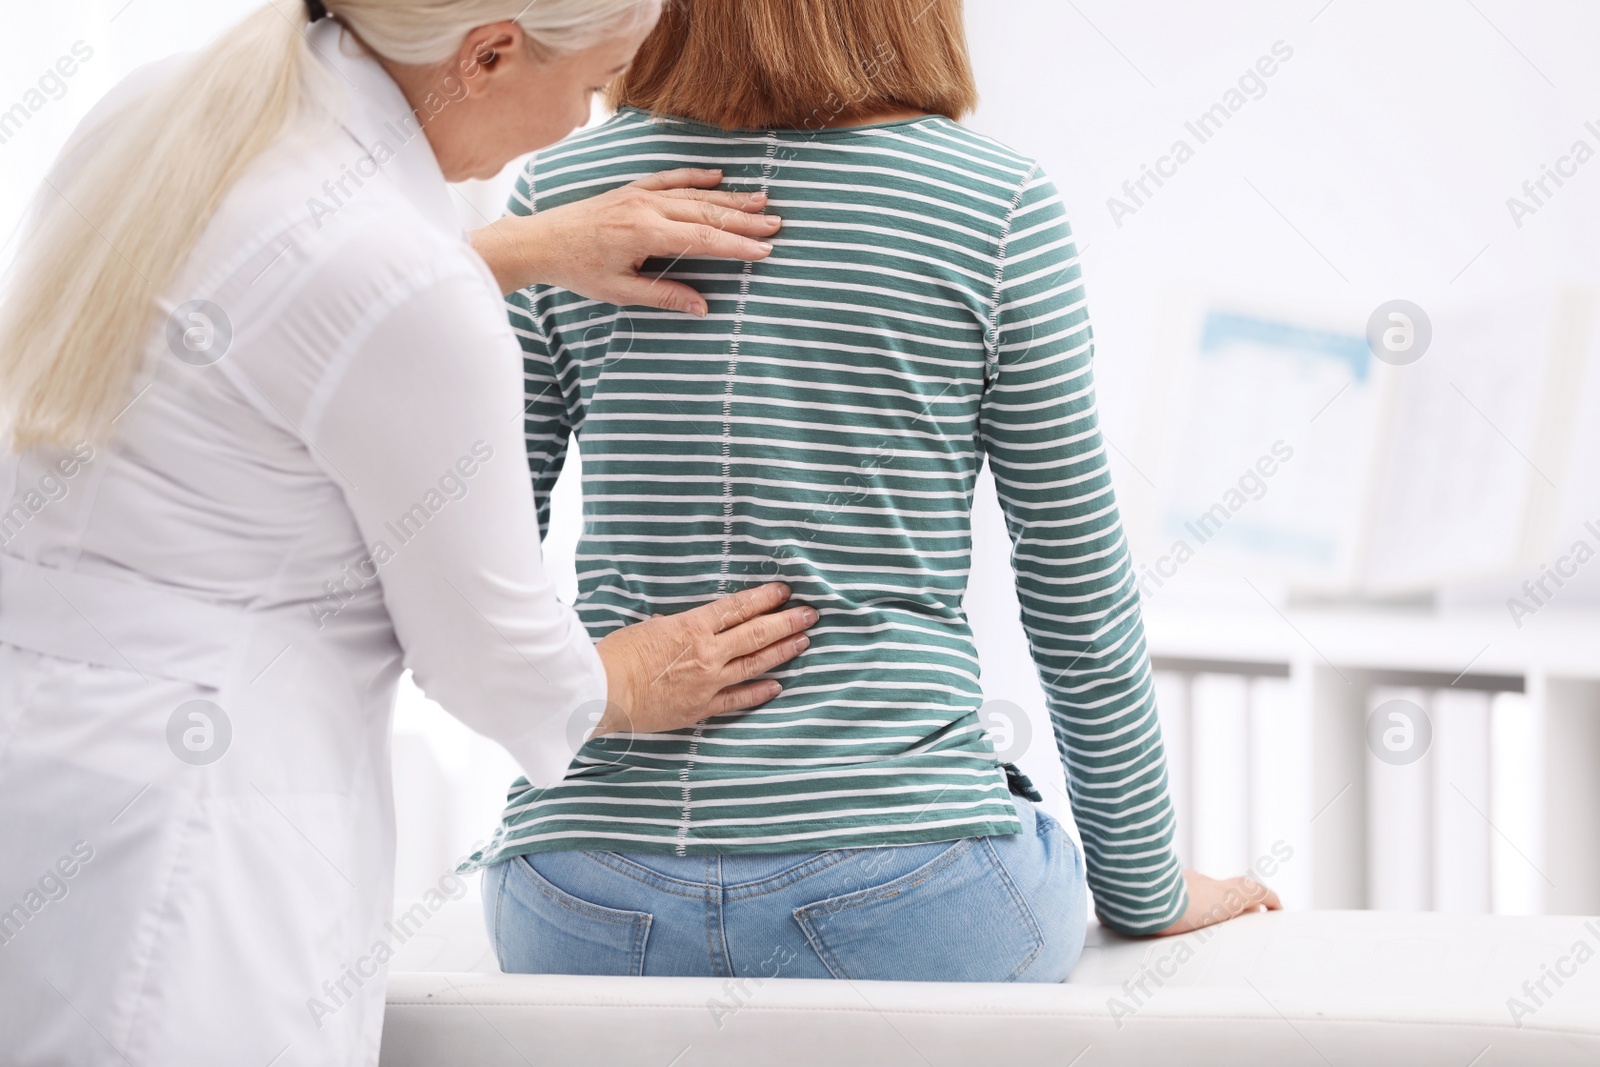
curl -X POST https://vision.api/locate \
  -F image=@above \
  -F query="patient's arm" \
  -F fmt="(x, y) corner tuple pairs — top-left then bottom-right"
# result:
(978, 167), (1191, 936)
(504, 290), (573, 542)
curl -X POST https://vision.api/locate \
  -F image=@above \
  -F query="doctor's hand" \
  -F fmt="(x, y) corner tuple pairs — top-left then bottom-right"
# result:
(591, 582), (814, 737)
(471, 168), (780, 312)
(1148, 868), (1283, 937)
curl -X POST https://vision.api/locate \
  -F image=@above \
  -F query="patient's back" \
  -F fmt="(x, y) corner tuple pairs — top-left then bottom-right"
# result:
(501, 108), (1060, 856)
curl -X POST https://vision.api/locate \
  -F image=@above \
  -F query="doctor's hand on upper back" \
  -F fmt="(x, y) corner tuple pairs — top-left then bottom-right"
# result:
(471, 168), (780, 312)
(1149, 868), (1283, 937)
(591, 582), (814, 738)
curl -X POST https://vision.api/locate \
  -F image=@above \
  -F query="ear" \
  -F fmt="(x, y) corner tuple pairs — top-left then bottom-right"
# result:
(456, 21), (530, 96)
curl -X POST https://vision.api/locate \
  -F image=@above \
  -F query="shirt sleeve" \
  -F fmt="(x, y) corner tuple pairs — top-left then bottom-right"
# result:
(978, 165), (1189, 935)
(505, 291), (574, 541)
(502, 162), (577, 540)
(305, 261), (605, 789)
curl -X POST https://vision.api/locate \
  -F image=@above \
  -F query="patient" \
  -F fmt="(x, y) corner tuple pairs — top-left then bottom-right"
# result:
(472, 0), (1278, 981)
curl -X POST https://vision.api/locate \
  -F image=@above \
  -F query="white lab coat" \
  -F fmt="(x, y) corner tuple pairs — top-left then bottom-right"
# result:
(0, 20), (604, 1066)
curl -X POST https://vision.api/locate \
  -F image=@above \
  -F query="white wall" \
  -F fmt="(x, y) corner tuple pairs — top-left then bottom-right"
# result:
(962, 0), (1600, 437)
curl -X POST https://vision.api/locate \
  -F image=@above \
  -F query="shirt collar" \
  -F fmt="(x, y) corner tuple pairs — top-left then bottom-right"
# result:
(307, 18), (461, 240)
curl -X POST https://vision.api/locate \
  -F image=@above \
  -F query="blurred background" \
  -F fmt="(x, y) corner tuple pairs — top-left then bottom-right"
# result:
(6, 1), (1597, 922)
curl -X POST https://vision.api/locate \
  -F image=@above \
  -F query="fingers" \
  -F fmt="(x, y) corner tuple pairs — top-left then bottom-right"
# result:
(1226, 875), (1279, 911)
(718, 603), (817, 661)
(662, 221), (774, 264)
(685, 582), (792, 633)
(721, 628), (810, 688)
(606, 276), (712, 317)
(659, 197), (782, 239)
(630, 167), (726, 192)
(628, 170), (769, 219)
(1225, 876), (1281, 917)
(661, 187), (771, 214)
(706, 679), (784, 717)
(604, 205), (776, 314)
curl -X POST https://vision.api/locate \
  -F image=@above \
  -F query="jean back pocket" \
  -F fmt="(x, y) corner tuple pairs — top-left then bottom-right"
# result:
(493, 855), (653, 977)
(792, 837), (1044, 982)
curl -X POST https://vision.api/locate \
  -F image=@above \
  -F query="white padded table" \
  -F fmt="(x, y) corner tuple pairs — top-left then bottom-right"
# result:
(382, 899), (1600, 1065)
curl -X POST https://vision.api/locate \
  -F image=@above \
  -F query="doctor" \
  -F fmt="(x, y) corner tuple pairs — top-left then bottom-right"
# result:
(0, 1), (807, 1064)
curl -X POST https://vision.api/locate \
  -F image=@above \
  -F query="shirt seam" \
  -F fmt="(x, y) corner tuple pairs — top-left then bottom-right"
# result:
(983, 162), (1039, 382)
(675, 131), (780, 856)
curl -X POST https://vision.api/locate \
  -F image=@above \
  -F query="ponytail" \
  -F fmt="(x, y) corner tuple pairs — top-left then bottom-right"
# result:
(0, 0), (656, 452)
(0, 0), (315, 449)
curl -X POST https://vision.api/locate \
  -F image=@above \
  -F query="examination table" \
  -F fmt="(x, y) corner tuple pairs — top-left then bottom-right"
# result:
(381, 895), (1600, 1065)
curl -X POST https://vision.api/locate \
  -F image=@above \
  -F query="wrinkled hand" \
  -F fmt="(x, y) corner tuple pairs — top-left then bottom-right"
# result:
(471, 168), (780, 312)
(1151, 869), (1283, 936)
(592, 582), (814, 737)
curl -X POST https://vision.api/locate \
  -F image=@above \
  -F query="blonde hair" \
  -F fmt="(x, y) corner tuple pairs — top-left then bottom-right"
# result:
(608, 0), (976, 131)
(0, 0), (655, 451)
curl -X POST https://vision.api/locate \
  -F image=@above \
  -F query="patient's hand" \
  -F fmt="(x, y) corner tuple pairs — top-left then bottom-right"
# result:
(1150, 869), (1283, 937)
(592, 583), (815, 737)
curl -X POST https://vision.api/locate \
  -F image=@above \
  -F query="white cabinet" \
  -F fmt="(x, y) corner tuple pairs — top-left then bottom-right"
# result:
(1143, 605), (1600, 915)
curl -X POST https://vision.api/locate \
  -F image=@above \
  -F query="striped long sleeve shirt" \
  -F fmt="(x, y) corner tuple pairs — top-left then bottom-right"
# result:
(468, 108), (1188, 934)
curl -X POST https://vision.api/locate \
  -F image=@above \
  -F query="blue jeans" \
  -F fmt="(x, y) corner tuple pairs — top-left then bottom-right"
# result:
(482, 797), (1087, 982)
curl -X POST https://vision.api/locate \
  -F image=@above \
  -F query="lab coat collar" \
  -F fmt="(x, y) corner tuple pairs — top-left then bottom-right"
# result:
(306, 18), (461, 240)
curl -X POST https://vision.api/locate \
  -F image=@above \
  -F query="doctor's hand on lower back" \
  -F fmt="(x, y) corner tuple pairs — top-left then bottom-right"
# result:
(1149, 869), (1284, 937)
(591, 582), (815, 737)
(471, 168), (780, 313)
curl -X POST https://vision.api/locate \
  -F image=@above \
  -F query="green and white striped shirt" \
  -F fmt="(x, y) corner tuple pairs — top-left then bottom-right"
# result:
(469, 109), (1187, 933)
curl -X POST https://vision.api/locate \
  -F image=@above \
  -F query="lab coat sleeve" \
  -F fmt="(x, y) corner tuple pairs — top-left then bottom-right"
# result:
(304, 261), (605, 789)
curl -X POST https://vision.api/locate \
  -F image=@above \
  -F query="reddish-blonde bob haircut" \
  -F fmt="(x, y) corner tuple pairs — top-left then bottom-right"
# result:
(606, 0), (977, 130)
